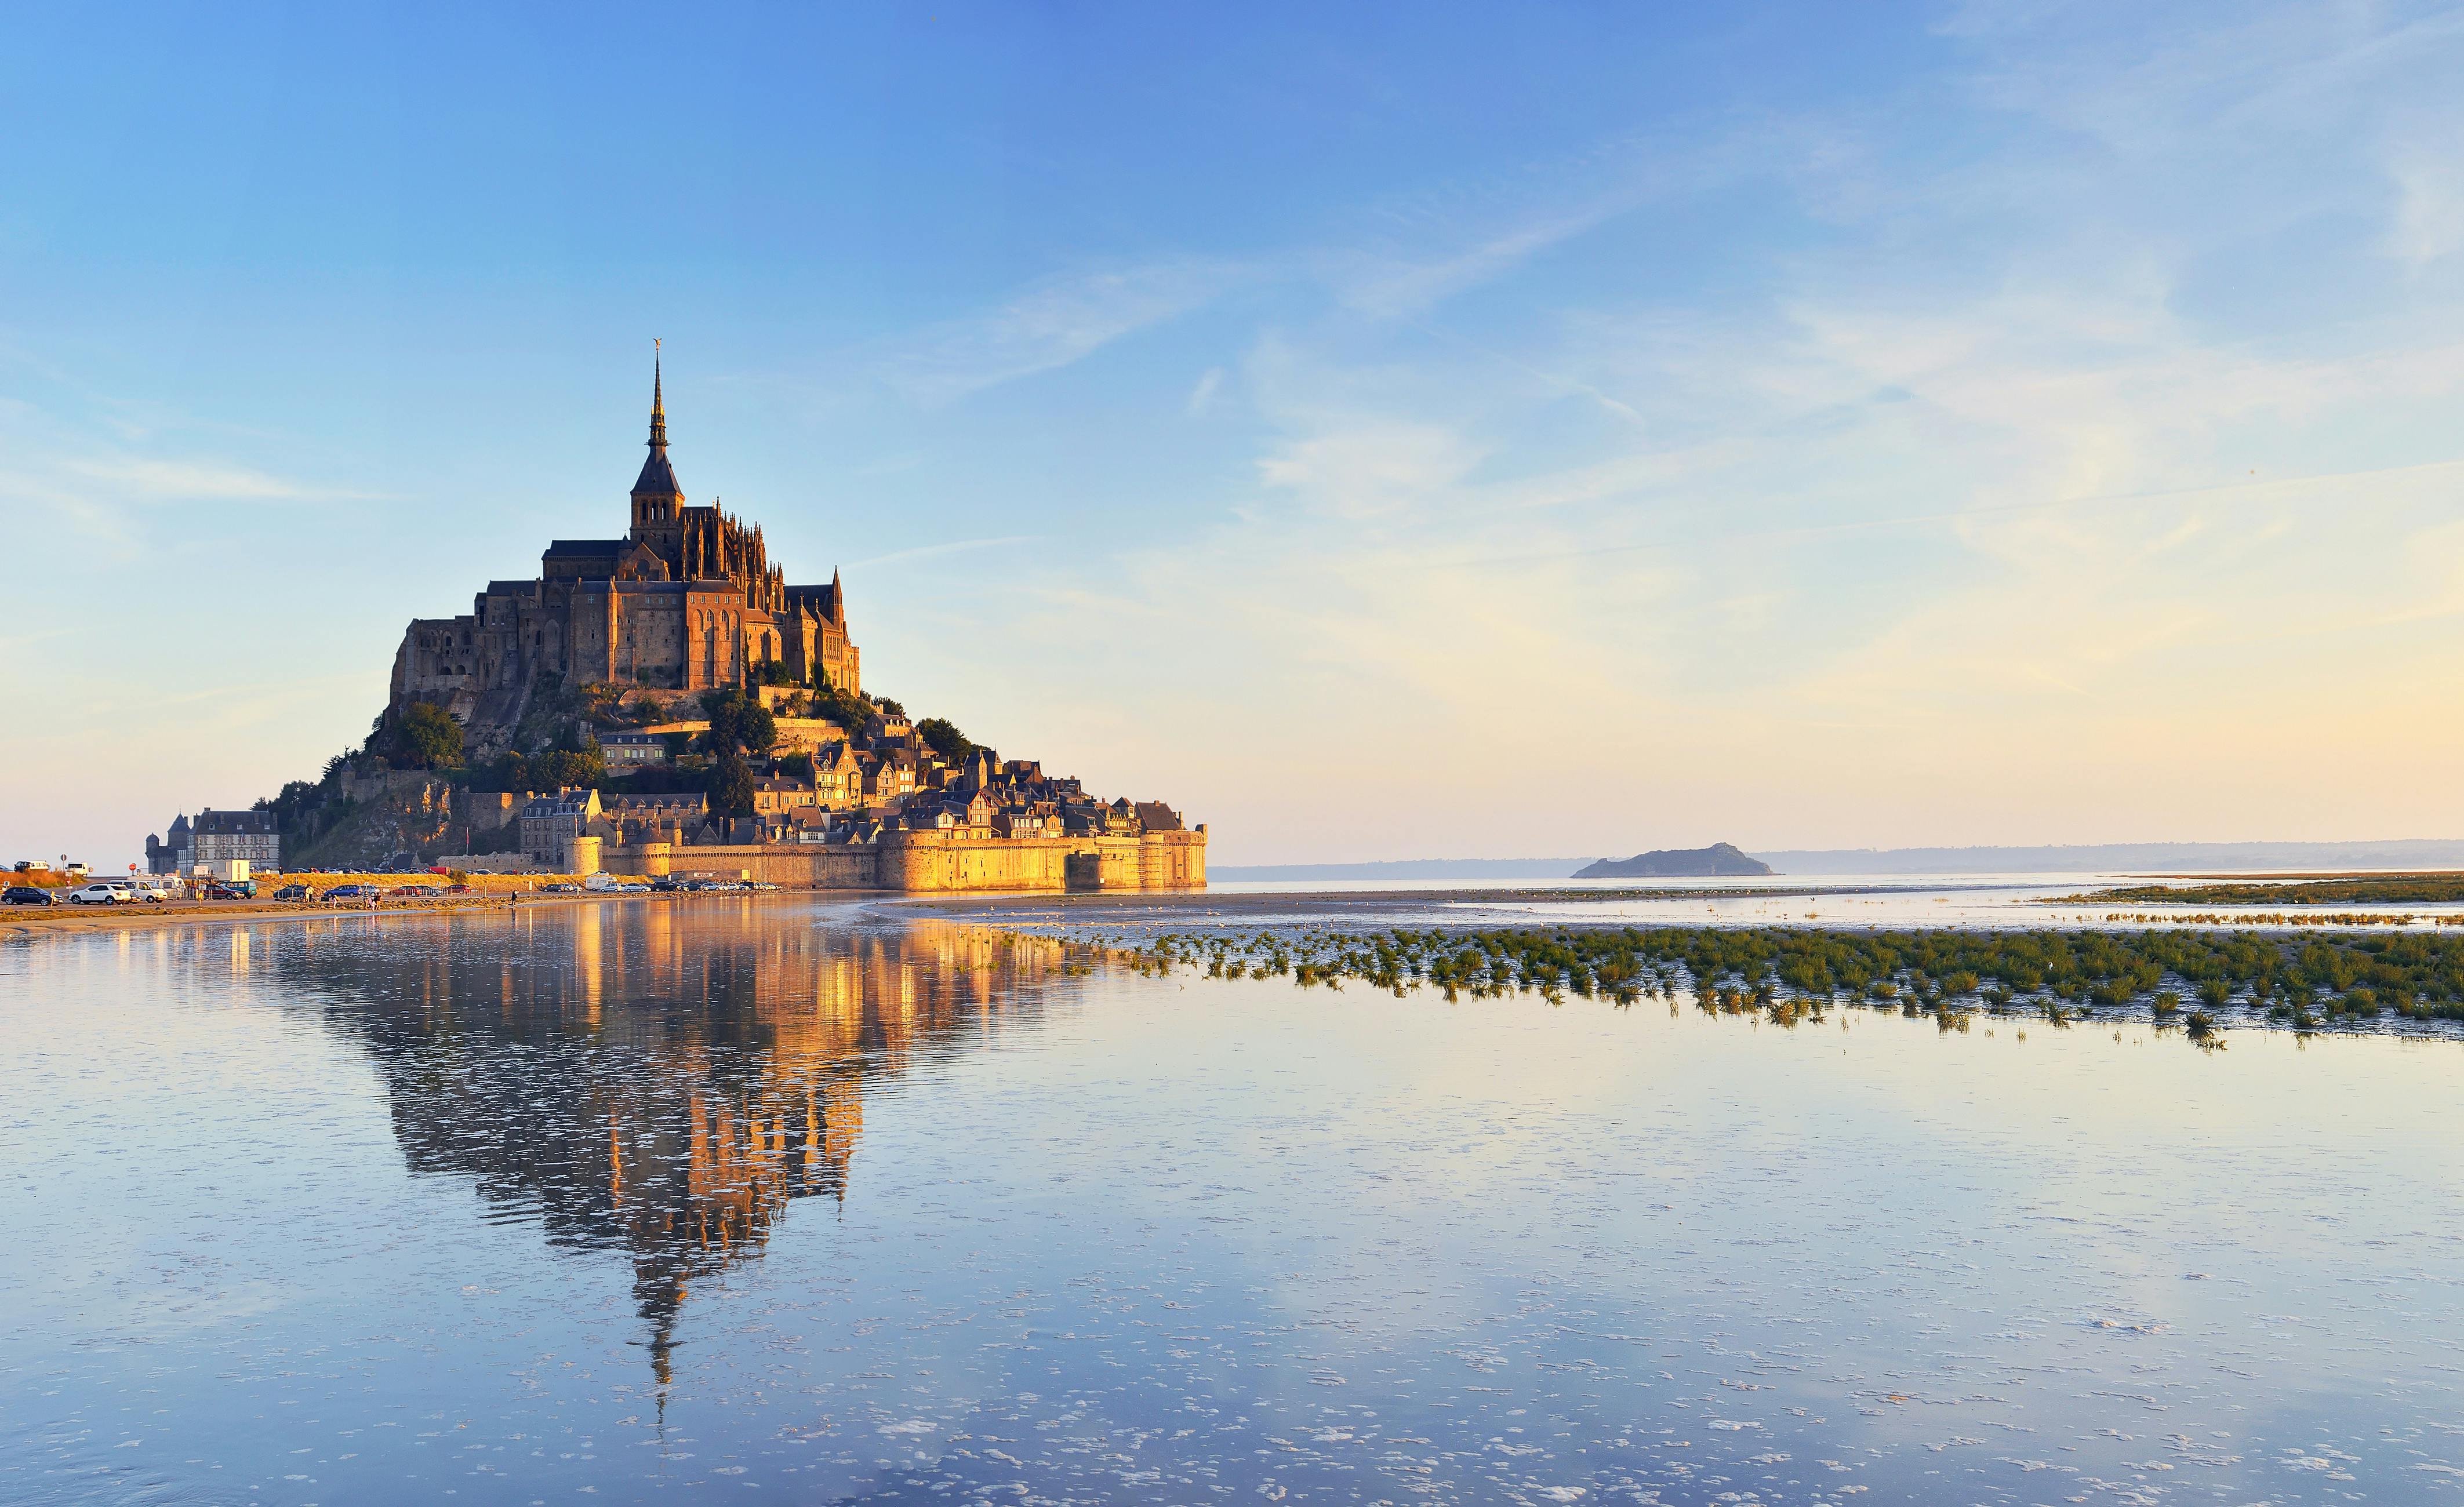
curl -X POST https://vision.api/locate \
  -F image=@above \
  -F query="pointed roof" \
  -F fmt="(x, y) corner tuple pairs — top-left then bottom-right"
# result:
(633, 344), (684, 500)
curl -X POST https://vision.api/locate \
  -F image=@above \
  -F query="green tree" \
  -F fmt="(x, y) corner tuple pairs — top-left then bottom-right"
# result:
(915, 716), (973, 763)
(697, 688), (776, 756)
(397, 702), (465, 769)
(739, 701), (776, 754)
(804, 679), (874, 737)
(477, 751), (530, 792)
(532, 747), (605, 789)
(708, 749), (757, 817)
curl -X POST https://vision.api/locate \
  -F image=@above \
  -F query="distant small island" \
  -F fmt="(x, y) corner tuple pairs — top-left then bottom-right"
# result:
(1575, 843), (1773, 879)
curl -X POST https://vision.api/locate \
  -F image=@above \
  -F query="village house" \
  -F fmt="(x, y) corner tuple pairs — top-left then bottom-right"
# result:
(521, 789), (601, 864)
(863, 749), (920, 802)
(600, 731), (671, 768)
(994, 806), (1062, 839)
(813, 741), (862, 804)
(750, 774), (822, 816)
(145, 809), (281, 875)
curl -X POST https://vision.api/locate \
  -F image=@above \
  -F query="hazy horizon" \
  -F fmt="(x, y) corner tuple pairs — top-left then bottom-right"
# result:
(10, 2), (2464, 868)
(1215, 836), (2464, 878)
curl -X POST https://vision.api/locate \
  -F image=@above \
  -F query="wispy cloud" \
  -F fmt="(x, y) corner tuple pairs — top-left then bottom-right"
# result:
(64, 457), (389, 503)
(2386, 127), (2464, 268)
(881, 262), (1251, 405)
(1329, 202), (1626, 321)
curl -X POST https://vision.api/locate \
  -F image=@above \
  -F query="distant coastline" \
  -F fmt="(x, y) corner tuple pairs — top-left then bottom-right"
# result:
(1756, 840), (2464, 875)
(1212, 858), (1598, 882)
(1215, 838), (2464, 883)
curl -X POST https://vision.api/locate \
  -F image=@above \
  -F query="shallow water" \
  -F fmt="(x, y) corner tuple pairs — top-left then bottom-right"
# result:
(1168, 871), (2464, 931)
(5, 897), (2462, 1505)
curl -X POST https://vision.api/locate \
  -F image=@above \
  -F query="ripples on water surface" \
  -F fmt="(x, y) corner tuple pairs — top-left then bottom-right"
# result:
(3, 896), (2461, 1505)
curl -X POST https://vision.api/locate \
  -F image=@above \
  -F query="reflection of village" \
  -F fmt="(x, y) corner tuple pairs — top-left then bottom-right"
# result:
(272, 901), (1080, 1384)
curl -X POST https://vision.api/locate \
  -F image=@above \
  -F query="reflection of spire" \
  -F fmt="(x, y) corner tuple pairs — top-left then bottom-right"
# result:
(635, 1261), (686, 1389)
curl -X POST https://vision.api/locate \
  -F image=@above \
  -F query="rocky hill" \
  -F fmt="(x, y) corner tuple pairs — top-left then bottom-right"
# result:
(1574, 843), (1773, 879)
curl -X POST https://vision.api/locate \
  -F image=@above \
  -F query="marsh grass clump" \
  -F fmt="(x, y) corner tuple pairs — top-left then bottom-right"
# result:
(2060, 875), (2464, 908)
(1063, 920), (2464, 1045)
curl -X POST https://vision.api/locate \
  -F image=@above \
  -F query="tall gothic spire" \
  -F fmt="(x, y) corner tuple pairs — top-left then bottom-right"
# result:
(631, 340), (684, 503)
(649, 339), (668, 450)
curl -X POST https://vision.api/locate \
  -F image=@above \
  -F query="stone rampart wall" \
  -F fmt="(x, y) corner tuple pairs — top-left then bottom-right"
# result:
(582, 827), (1206, 893)
(434, 853), (554, 874)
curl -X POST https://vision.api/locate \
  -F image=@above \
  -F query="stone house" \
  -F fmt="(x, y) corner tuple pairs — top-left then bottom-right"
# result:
(862, 751), (919, 802)
(751, 775), (822, 817)
(813, 742), (862, 805)
(994, 806), (1061, 839)
(600, 731), (670, 769)
(520, 789), (601, 864)
(148, 809), (281, 874)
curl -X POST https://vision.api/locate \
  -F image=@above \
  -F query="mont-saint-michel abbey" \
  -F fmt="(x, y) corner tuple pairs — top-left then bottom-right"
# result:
(393, 357), (860, 713)
(357, 355), (1206, 894)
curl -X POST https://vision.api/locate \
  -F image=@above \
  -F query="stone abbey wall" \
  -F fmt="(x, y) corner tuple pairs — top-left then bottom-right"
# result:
(573, 828), (1206, 893)
(388, 366), (859, 733)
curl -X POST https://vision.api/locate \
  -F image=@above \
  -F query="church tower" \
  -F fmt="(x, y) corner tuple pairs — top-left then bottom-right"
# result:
(630, 344), (686, 547)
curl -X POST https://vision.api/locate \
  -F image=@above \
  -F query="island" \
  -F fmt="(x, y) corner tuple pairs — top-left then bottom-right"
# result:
(1574, 843), (1772, 879)
(143, 354), (1205, 894)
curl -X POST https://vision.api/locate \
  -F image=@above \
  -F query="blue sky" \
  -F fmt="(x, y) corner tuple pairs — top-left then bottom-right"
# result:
(9, 2), (2464, 867)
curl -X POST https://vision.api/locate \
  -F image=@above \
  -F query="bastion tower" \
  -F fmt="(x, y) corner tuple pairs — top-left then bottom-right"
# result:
(389, 352), (859, 733)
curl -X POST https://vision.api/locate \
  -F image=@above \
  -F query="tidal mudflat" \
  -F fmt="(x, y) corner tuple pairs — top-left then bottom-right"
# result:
(5, 896), (2462, 1505)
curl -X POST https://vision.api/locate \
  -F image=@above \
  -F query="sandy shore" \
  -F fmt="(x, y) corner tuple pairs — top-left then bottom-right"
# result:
(0, 893), (535, 941)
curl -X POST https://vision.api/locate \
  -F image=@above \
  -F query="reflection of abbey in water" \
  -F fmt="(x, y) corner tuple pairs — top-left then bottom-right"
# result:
(289, 904), (1072, 1382)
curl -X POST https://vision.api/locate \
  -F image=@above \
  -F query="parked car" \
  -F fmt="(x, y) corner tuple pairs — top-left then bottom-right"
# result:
(540, 883), (580, 894)
(322, 884), (372, 900)
(68, 883), (135, 905)
(201, 882), (257, 900)
(649, 877), (684, 892)
(272, 884), (312, 901)
(394, 884), (440, 897)
(3, 886), (60, 905)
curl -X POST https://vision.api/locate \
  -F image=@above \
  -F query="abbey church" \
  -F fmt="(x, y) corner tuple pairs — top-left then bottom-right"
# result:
(390, 356), (859, 724)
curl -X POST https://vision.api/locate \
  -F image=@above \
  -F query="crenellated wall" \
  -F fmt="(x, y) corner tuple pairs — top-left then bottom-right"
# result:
(576, 827), (1207, 893)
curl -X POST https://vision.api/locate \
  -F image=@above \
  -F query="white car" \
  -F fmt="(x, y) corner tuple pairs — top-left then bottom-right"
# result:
(68, 883), (135, 905)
